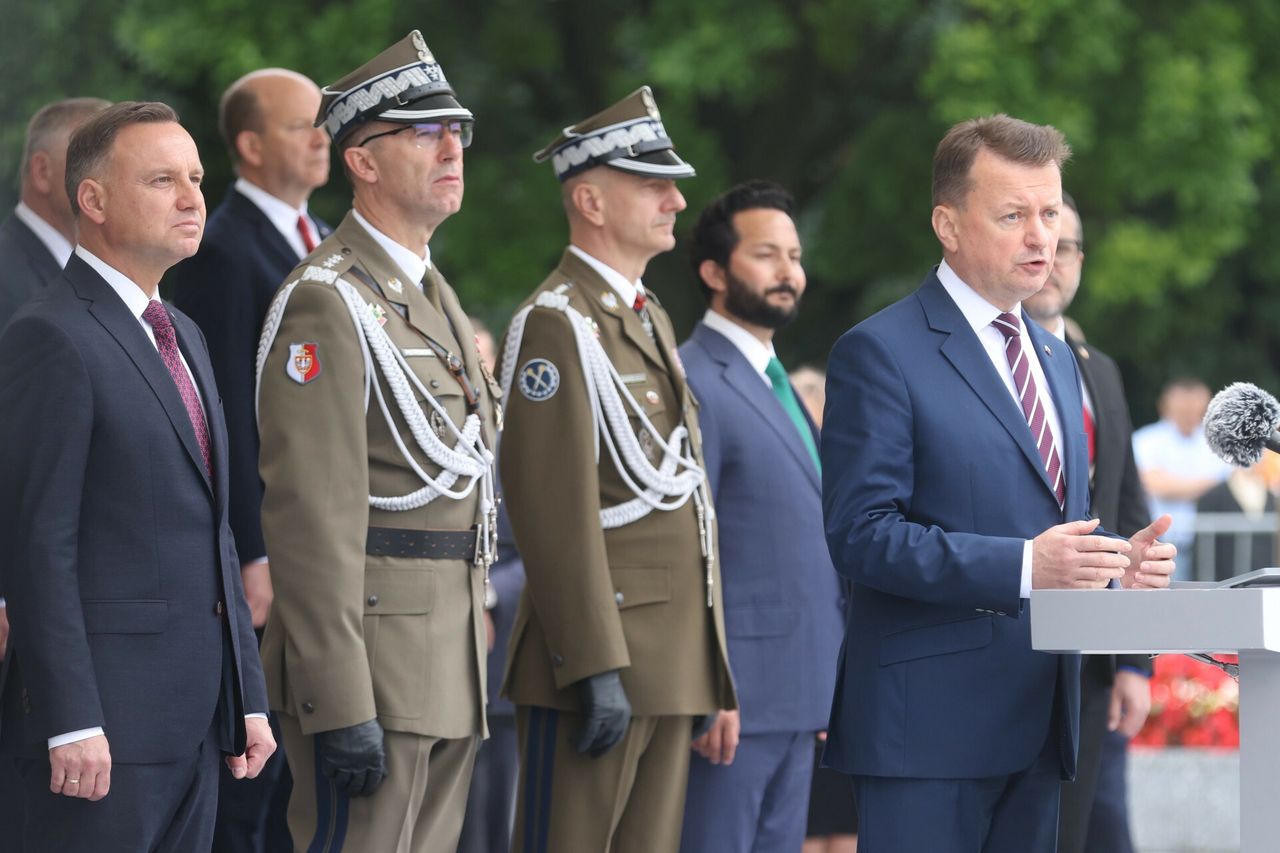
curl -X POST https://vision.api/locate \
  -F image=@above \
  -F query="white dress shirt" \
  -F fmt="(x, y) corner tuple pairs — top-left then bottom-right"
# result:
(937, 260), (1068, 599)
(352, 208), (432, 286)
(14, 201), (73, 268)
(569, 244), (646, 308)
(701, 308), (774, 387)
(234, 177), (315, 260)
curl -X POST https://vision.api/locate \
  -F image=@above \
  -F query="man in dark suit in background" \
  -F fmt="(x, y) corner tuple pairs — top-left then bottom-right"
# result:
(168, 67), (329, 853)
(821, 114), (1175, 853)
(0, 97), (110, 329)
(0, 95), (110, 852)
(0, 100), (274, 852)
(677, 181), (845, 853)
(1024, 192), (1152, 853)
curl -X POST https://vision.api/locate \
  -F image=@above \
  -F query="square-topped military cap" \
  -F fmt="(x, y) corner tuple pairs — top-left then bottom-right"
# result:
(318, 29), (472, 143)
(533, 86), (695, 182)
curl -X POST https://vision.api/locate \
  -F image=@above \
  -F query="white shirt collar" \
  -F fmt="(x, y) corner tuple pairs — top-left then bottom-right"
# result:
(1046, 316), (1067, 341)
(568, 244), (645, 308)
(701, 308), (775, 385)
(75, 245), (153, 319)
(936, 259), (1017, 333)
(234, 178), (311, 259)
(14, 202), (73, 268)
(352, 208), (432, 287)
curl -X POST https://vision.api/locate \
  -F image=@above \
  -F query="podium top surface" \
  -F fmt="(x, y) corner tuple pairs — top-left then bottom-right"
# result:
(1030, 587), (1280, 654)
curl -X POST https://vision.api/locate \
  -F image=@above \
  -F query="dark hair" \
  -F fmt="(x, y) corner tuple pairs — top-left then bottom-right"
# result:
(932, 114), (1071, 208)
(19, 97), (111, 189)
(219, 84), (264, 162)
(1060, 189), (1083, 245)
(689, 179), (795, 303)
(65, 101), (180, 216)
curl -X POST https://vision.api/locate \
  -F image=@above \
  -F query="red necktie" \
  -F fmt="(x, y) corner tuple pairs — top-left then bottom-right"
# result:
(632, 292), (646, 313)
(142, 300), (212, 477)
(1082, 404), (1097, 465)
(297, 214), (317, 253)
(992, 313), (1065, 508)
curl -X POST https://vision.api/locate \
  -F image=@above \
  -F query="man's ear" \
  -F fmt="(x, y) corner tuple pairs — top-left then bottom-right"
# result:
(77, 178), (108, 226)
(699, 258), (728, 296)
(343, 144), (378, 185)
(27, 150), (54, 196)
(932, 204), (960, 254)
(571, 181), (605, 227)
(235, 130), (263, 169)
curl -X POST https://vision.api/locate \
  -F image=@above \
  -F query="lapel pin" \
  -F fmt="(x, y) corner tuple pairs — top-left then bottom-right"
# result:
(1043, 344), (1052, 356)
(600, 292), (619, 311)
(386, 277), (404, 294)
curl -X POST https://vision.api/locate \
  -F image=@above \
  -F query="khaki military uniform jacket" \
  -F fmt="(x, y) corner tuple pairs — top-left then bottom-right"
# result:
(499, 248), (736, 716)
(258, 211), (498, 740)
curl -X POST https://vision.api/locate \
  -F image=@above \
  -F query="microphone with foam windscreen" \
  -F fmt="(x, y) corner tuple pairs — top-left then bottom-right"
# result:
(1203, 382), (1280, 467)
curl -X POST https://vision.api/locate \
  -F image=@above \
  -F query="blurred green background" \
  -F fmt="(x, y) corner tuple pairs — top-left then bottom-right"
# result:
(4, 0), (1278, 424)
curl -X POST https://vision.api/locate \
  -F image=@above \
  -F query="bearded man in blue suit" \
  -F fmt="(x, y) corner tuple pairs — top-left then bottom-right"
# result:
(821, 114), (1175, 853)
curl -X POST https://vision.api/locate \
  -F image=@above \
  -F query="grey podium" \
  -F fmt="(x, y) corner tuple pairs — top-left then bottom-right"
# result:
(1032, 578), (1280, 853)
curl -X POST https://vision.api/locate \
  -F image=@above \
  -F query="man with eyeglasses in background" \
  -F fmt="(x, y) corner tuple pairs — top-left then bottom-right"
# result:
(254, 31), (501, 853)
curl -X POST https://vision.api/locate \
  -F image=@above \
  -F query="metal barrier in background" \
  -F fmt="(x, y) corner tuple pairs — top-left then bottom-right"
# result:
(1191, 512), (1278, 582)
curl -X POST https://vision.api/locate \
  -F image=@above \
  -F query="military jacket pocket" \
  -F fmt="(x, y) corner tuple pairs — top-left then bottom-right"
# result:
(610, 566), (671, 610)
(363, 566), (435, 719)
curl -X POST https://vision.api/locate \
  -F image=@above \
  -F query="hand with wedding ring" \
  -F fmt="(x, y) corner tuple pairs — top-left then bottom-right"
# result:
(49, 734), (111, 800)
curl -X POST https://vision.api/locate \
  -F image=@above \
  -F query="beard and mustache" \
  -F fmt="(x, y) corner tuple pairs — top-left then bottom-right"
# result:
(723, 270), (802, 330)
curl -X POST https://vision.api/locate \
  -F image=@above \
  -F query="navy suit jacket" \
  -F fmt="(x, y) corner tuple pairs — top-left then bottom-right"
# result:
(169, 187), (329, 564)
(680, 321), (845, 734)
(0, 213), (62, 332)
(0, 255), (267, 763)
(822, 269), (1089, 781)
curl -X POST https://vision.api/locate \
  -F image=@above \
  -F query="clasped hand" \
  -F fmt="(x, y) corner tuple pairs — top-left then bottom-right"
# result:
(1032, 515), (1175, 590)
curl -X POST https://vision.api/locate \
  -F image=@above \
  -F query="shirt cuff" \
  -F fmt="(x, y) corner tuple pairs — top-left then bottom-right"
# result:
(246, 712), (269, 720)
(241, 557), (269, 569)
(1020, 540), (1033, 599)
(48, 727), (104, 749)
(0, 597), (6, 608)
(1116, 665), (1150, 678)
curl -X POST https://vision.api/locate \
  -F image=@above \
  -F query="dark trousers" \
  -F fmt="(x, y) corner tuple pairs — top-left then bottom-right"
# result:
(0, 752), (24, 852)
(457, 715), (519, 853)
(852, 747), (1061, 853)
(1083, 729), (1135, 853)
(1058, 660), (1112, 853)
(212, 708), (292, 853)
(17, 723), (222, 853)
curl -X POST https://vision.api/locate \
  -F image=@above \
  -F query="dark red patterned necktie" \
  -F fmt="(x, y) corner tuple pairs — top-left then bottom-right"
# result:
(297, 214), (317, 253)
(992, 312), (1065, 508)
(142, 300), (212, 477)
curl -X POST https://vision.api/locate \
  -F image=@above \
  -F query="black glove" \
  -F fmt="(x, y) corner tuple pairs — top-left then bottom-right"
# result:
(315, 719), (388, 797)
(691, 713), (715, 741)
(574, 670), (631, 757)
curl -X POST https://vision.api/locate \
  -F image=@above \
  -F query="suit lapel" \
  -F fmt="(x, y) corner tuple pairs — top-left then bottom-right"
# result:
(558, 250), (669, 377)
(4, 214), (63, 286)
(694, 323), (820, 491)
(226, 190), (298, 271)
(67, 257), (213, 495)
(174, 312), (223, 500)
(336, 215), (463, 353)
(921, 275), (1053, 495)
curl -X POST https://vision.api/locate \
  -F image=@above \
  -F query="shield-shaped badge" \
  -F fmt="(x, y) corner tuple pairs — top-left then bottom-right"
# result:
(286, 342), (321, 384)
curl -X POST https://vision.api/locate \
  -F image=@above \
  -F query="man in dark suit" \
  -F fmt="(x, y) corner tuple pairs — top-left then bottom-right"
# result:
(0, 95), (109, 852)
(1024, 193), (1153, 853)
(821, 114), (1175, 853)
(0, 100), (274, 853)
(168, 68), (329, 853)
(0, 97), (110, 330)
(677, 181), (845, 853)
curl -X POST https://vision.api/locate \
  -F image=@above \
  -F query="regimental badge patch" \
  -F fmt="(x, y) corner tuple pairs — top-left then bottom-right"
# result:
(518, 358), (560, 401)
(286, 342), (321, 384)
(367, 301), (388, 327)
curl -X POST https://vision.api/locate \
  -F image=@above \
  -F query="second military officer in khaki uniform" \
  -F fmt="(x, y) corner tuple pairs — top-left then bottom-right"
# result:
(256, 31), (500, 853)
(498, 87), (737, 853)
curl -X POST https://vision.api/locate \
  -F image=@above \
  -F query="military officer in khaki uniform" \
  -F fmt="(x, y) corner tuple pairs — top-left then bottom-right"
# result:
(498, 87), (737, 853)
(255, 31), (500, 853)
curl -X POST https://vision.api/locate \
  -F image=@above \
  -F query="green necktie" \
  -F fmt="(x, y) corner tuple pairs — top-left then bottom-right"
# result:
(765, 356), (821, 473)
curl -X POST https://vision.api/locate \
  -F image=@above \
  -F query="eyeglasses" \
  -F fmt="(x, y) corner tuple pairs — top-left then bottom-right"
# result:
(1056, 238), (1084, 261)
(356, 121), (474, 150)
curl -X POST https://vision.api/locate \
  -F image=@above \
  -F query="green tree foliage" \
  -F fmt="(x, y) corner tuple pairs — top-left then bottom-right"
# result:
(3, 0), (1277, 420)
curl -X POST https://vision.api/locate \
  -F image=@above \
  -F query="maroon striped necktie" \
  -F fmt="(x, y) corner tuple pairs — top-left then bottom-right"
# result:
(992, 312), (1064, 508)
(142, 300), (212, 477)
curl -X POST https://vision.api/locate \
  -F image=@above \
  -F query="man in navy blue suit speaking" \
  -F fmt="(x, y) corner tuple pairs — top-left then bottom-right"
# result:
(821, 114), (1176, 852)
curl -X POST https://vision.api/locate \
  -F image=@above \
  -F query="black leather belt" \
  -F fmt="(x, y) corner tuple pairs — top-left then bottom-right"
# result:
(366, 526), (478, 561)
